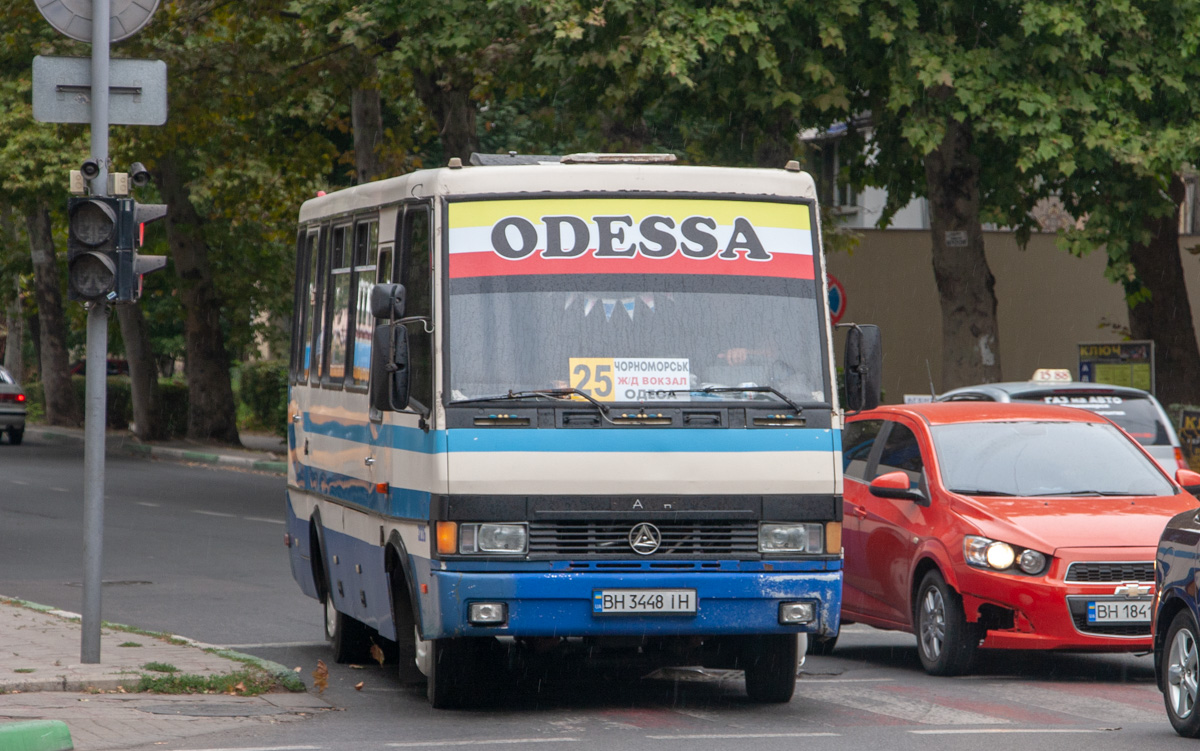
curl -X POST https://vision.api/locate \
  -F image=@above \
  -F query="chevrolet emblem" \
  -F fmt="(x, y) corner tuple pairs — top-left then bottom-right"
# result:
(1113, 582), (1150, 598)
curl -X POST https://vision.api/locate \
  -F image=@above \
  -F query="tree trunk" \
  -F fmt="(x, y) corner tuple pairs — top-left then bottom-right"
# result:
(1126, 174), (1200, 406)
(352, 57), (385, 184)
(2, 205), (23, 379)
(5, 290), (22, 380)
(116, 303), (166, 440)
(26, 204), (82, 426)
(923, 117), (1003, 390)
(414, 70), (479, 162)
(157, 155), (241, 444)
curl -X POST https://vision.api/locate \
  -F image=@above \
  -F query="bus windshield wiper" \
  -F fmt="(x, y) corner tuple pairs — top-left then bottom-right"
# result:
(662, 386), (804, 416)
(450, 388), (611, 416)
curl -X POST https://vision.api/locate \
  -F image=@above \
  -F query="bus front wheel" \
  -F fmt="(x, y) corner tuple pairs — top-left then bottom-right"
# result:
(425, 637), (484, 709)
(741, 634), (799, 703)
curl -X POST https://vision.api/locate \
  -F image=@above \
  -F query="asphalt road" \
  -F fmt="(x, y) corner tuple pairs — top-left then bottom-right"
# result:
(0, 432), (1190, 750)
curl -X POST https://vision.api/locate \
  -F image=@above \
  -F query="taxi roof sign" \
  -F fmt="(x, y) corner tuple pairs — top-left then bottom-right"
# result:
(1031, 368), (1072, 382)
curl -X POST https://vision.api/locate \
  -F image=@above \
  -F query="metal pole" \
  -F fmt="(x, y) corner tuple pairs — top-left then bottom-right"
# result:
(81, 0), (112, 665)
(81, 302), (108, 663)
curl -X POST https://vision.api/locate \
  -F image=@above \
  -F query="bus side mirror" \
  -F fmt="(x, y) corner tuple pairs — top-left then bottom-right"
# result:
(371, 283), (406, 319)
(370, 323), (411, 412)
(844, 324), (882, 412)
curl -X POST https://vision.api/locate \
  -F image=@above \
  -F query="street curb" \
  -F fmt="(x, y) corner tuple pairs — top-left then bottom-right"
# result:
(0, 720), (74, 751)
(28, 424), (286, 476)
(122, 443), (287, 476)
(0, 597), (307, 694)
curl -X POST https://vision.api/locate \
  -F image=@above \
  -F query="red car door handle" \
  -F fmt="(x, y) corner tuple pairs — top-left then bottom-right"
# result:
(850, 505), (868, 519)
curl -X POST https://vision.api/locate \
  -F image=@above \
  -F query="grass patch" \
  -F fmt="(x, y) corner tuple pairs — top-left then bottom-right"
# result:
(13, 668), (34, 673)
(101, 620), (189, 646)
(142, 662), (178, 673)
(118, 641), (142, 648)
(204, 648), (307, 692)
(134, 669), (278, 696)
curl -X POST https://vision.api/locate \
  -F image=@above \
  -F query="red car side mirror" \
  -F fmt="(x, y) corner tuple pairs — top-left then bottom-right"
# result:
(1176, 468), (1200, 497)
(869, 471), (927, 504)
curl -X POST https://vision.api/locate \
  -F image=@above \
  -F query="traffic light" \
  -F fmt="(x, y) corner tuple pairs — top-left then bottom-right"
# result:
(67, 196), (121, 302)
(118, 201), (168, 303)
(67, 197), (168, 303)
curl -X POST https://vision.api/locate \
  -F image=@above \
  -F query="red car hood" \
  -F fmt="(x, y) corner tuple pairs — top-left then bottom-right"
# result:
(952, 493), (1197, 553)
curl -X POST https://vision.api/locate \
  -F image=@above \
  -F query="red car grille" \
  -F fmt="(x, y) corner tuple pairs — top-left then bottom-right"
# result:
(1064, 562), (1153, 583)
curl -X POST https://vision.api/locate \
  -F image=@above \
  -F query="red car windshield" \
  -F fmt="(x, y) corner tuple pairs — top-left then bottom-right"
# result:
(931, 421), (1173, 498)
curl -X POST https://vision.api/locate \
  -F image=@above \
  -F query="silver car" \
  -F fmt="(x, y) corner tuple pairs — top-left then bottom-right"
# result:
(0, 366), (26, 445)
(937, 379), (1184, 474)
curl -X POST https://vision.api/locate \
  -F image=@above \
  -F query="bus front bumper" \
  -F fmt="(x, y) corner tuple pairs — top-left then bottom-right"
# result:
(415, 564), (842, 640)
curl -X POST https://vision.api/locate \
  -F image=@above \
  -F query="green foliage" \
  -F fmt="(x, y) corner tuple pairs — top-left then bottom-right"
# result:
(142, 662), (179, 673)
(157, 380), (189, 439)
(133, 668), (278, 695)
(238, 361), (289, 436)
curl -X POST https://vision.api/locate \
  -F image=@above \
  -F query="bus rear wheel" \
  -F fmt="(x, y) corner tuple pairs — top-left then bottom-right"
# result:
(742, 634), (799, 703)
(324, 590), (374, 664)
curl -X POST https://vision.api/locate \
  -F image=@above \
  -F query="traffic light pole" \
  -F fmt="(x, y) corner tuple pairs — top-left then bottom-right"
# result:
(81, 0), (112, 665)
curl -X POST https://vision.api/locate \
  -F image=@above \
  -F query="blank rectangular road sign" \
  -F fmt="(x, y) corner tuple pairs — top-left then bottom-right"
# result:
(32, 56), (167, 125)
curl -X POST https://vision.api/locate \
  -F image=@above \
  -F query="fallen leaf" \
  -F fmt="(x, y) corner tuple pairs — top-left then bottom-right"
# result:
(348, 664), (364, 670)
(312, 659), (329, 694)
(234, 682), (246, 693)
(370, 642), (385, 667)
(293, 666), (302, 673)
(354, 681), (364, 691)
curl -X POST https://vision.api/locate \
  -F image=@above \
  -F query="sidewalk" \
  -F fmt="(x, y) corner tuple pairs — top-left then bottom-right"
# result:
(31, 424), (289, 476)
(0, 598), (327, 750)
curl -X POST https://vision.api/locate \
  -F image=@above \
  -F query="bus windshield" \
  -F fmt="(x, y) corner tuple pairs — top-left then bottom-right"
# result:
(445, 196), (828, 405)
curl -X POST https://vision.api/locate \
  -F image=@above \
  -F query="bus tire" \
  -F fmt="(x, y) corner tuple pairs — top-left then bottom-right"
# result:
(427, 637), (483, 709)
(324, 585), (374, 664)
(389, 559), (423, 684)
(742, 634), (799, 703)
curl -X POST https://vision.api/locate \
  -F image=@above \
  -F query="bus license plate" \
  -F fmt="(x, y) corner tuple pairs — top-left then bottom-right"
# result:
(1087, 599), (1151, 624)
(593, 589), (697, 615)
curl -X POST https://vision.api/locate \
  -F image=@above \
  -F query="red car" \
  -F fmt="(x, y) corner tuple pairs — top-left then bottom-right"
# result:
(834, 402), (1200, 676)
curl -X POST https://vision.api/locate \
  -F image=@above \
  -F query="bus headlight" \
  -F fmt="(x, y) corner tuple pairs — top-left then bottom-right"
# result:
(759, 523), (823, 554)
(458, 523), (528, 555)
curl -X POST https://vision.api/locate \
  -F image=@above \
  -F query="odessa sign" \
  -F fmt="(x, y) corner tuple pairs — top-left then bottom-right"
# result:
(34, 0), (161, 43)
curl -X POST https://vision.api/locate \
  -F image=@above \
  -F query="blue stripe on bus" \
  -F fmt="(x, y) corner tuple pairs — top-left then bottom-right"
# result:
(302, 414), (838, 454)
(295, 463), (432, 519)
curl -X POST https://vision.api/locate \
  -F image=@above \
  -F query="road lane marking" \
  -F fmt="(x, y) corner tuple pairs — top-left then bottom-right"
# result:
(912, 724), (1099, 729)
(244, 516), (286, 524)
(168, 746), (322, 751)
(49, 487), (68, 492)
(794, 685), (1008, 725)
(387, 740), (580, 747)
(798, 677), (892, 683)
(647, 733), (840, 740)
(137, 501), (160, 507)
(193, 510), (237, 517)
(979, 683), (1161, 724)
(11, 480), (28, 485)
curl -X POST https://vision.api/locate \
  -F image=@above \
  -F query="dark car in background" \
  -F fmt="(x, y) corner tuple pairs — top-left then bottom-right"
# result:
(1153, 477), (1200, 737)
(938, 371), (1185, 474)
(0, 366), (27, 445)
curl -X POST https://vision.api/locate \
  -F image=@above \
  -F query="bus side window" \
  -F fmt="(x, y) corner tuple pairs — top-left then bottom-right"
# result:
(289, 231), (306, 381)
(399, 205), (433, 412)
(325, 225), (352, 384)
(308, 226), (329, 384)
(376, 244), (393, 284)
(350, 219), (378, 386)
